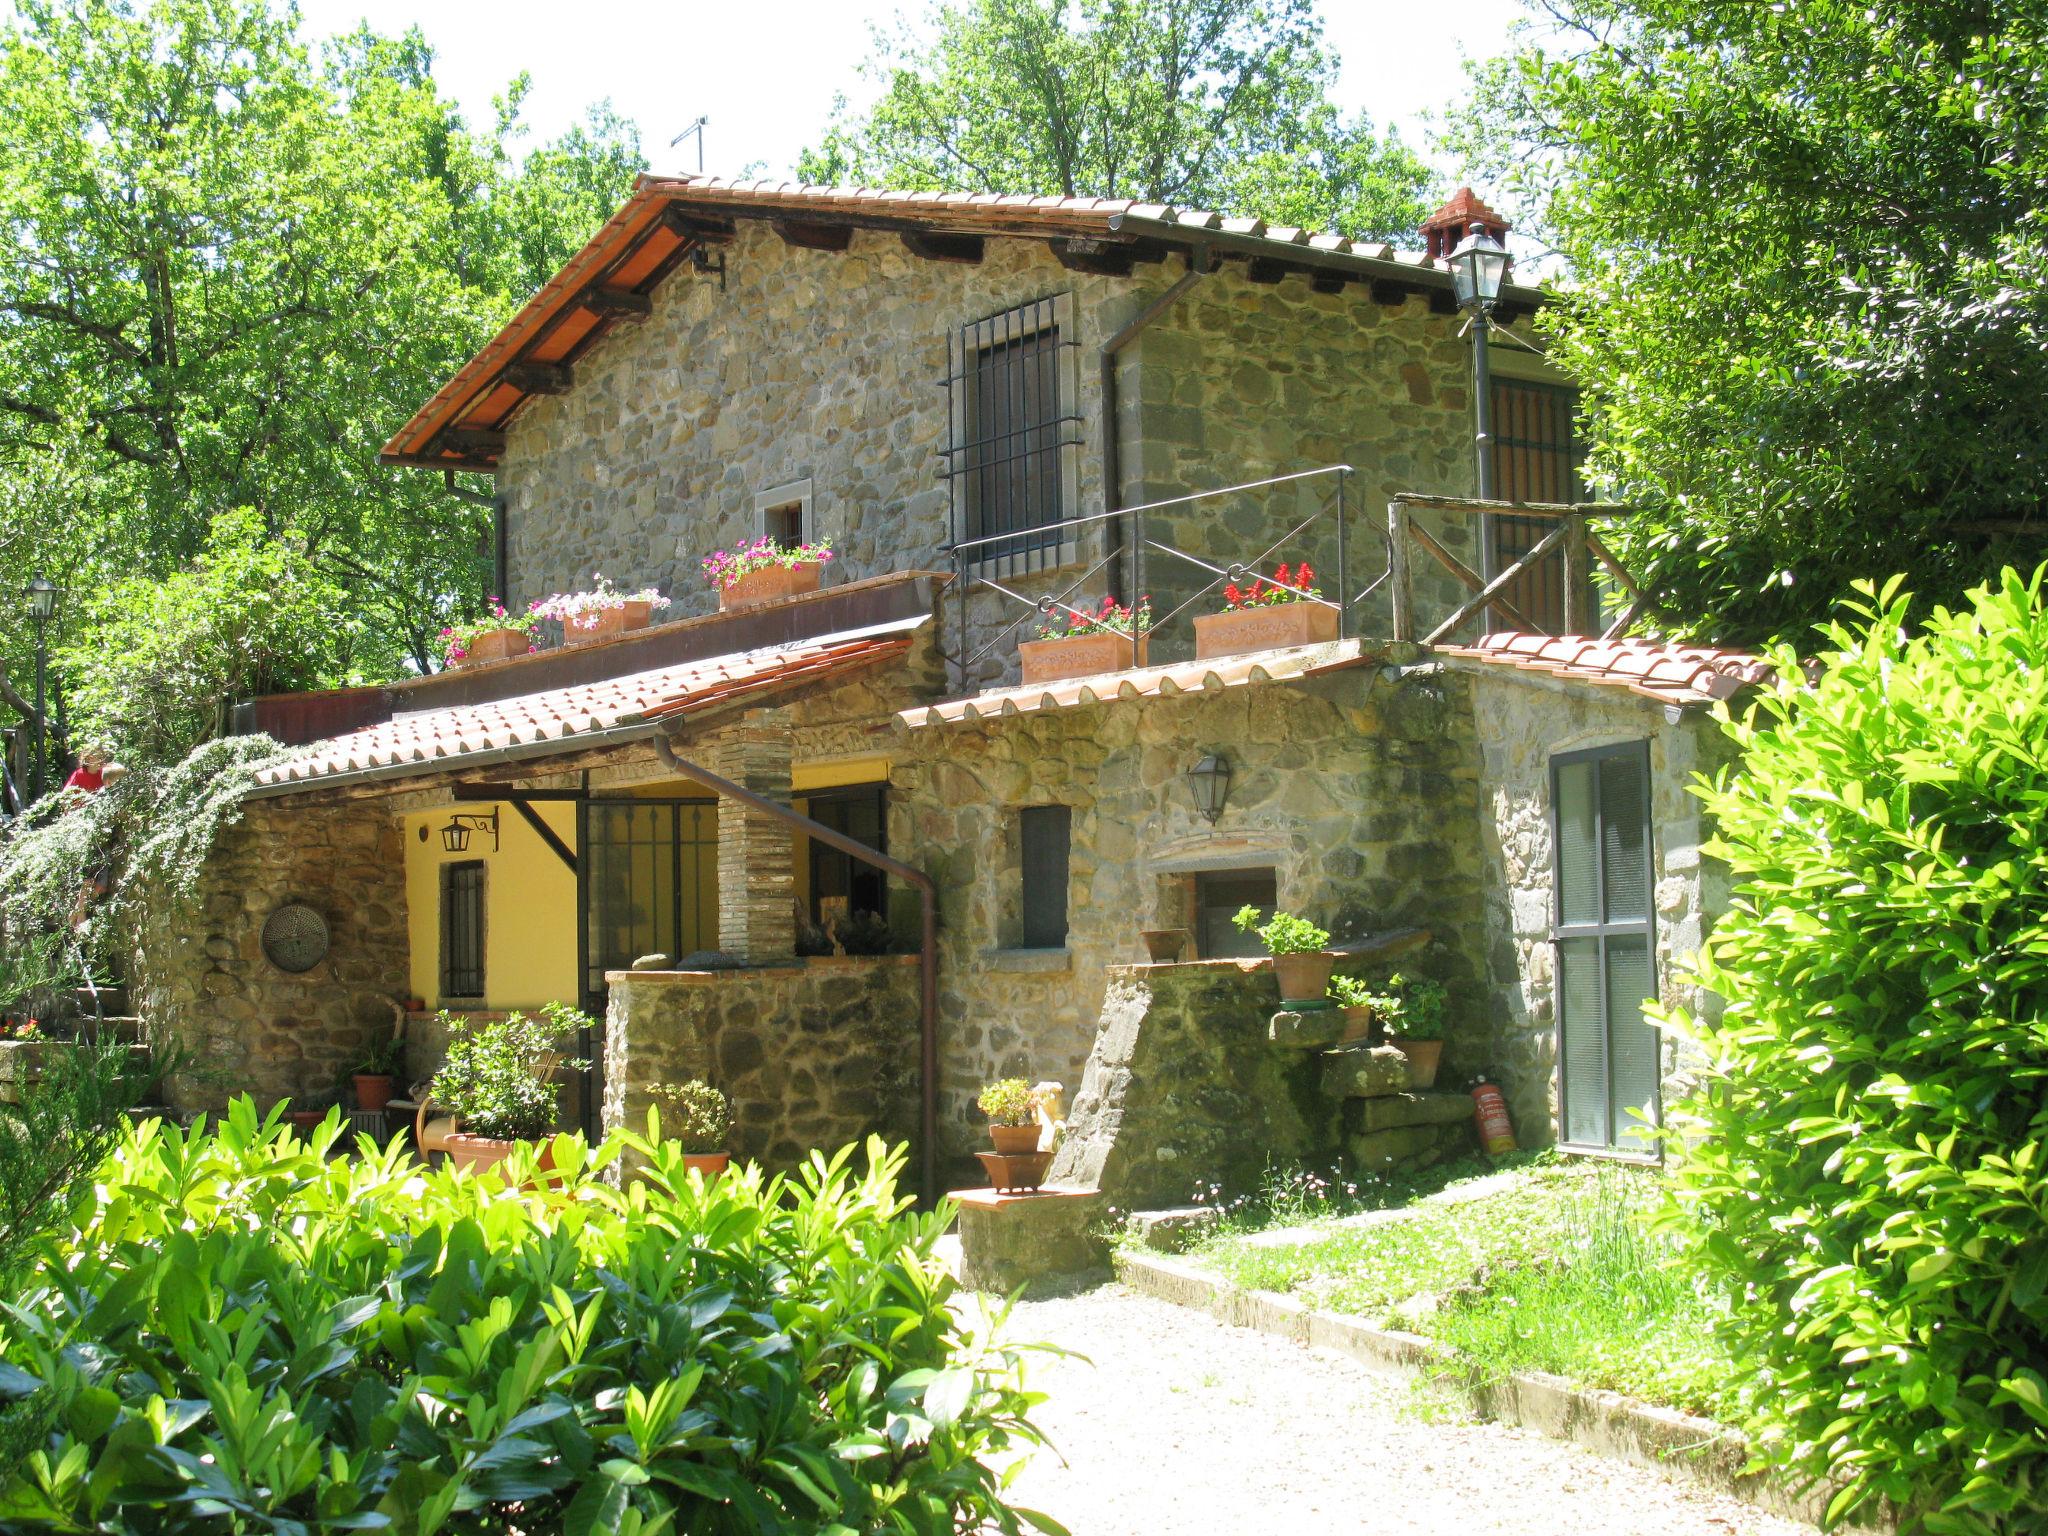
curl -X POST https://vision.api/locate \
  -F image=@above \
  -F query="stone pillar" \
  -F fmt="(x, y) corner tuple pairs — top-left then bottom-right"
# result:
(715, 710), (796, 964)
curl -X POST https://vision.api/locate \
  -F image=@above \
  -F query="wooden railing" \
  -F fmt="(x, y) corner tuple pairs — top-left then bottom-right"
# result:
(1385, 493), (1646, 645)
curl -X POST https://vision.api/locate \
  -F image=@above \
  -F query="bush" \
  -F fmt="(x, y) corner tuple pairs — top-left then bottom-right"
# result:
(1664, 570), (2048, 1531)
(0, 1104), (1060, 1534)
(650, 1079), (732, 1153)
(427, 1004), (588, 1141)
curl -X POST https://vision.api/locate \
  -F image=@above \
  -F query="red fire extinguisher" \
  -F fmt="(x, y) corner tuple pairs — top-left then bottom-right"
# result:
(1472, 1079), (1517, 1156)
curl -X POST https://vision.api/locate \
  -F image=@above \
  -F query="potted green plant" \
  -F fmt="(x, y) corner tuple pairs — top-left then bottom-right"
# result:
(352, 1034), (405, 1113)
(977, 1077), (1044, 1155)
(701, 537), (835, 610)
(439, 599), (541, 669)
(652, 1079), (733, 1176)
(426, 1004), (589, 1176)
(1328, 974), (1394, 1046)
(1233, 904), (1335, 1003)
(533, 574), (670, 642)
(1017, 595), (1152, 683)
(1194, 561), (1339, 659)
(1379, 974), (1448, 1088)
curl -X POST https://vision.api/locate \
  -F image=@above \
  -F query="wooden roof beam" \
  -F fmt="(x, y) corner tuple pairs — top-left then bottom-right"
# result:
(504, 361), (572, 395)
(660, 205), (736, 243)
(437, 428), (506, 459)
(1049, 237), (1135, 277)
(578, 285), (651, 318)
(1245, 256), (1295, 285)
(1311, 269), (1355, 295)
(1369, 279), (1416, 307)
(775, 219), (853, 252)
(901, 230), (984, 265)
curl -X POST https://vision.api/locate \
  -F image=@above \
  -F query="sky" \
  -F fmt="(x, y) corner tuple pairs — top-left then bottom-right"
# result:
(286, 0), (1532, 183)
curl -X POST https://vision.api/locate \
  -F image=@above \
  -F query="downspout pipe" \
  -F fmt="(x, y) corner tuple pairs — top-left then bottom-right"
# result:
(1100, 243), (1212, 603)
(650, 732), (943, 1207)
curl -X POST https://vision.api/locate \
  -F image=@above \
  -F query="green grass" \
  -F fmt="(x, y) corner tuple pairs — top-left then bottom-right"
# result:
(1180, 1157), (1738, 1420)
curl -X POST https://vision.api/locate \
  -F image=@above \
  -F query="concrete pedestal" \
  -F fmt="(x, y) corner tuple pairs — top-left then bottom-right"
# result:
(952, 1185), (1109, 1294)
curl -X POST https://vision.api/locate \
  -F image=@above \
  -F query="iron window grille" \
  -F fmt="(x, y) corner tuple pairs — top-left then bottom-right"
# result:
(1549, 740), (1660, 1156)
(439, 860), (486, 999)
(940, 294), (1084, 578)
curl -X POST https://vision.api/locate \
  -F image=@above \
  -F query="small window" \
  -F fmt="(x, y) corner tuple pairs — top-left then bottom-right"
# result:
(806, 784), (888, 926)
(945, 295), (1079, 573)
(1488, 377), (1590, 633)
(753, 477), (813, 548)
(440, 860), (486, 999)
(1018, 806), (1071, 949)
(1551, 741), (1659, 1153)
(1195, 869), (1278, 960)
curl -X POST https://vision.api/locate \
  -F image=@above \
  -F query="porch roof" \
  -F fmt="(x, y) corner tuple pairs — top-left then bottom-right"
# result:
(1439, 632), (1772, 706)
(251, 618), (925, 793)
(898, 639), (1375, 728)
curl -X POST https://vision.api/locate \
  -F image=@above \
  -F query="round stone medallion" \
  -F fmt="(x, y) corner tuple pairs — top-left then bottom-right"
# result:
(261, 903), (330, 975)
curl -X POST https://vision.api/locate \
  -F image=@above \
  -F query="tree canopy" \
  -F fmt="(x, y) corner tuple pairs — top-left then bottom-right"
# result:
(1453, 0), (2048, 646)
(801, 0), (1434, 242)
(0, 0), (643, 735)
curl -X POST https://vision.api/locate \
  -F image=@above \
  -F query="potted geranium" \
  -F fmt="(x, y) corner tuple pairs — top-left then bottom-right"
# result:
(1017, 595), (1151, 684)
(533, 574), (670, 643)
(701, 537), (835, 610)
(1232, 904), (1335, 1003)
(1379, 974), (1448, 1088)
(426, 1004), (589, 1176)
(977, 1077), (1044, 1155)
(440, 599), (541, 669)
(1194, 561), (1339, 659)
(1328, 974), (1394, 1046)
(652, 1079), (733, 1175)
(352, 1034), (405, 1113)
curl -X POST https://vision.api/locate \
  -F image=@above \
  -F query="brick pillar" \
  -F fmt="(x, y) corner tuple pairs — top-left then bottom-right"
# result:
(715, 710), (796, 964)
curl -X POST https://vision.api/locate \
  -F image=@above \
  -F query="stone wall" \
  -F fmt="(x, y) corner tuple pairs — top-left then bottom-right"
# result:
(132, 798), (410, 1115)
(602, 955), (921, 1169)
(497, 219), (1500, 690)
(1454, 659), (1733, 1142)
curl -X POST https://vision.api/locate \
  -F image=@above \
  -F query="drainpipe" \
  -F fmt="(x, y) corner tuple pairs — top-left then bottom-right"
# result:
(1101, 243), (1213, 603)
(650, 733), (943, 1206)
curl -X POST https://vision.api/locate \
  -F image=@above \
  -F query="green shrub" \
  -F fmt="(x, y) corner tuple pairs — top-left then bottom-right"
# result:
(975, 1078), (1042, 1128)
(1379, 975), (1446, 1040)
(1664, 570), (2048, 1532)
(0, 1103), (1061, 1534)
(650, 1079), (732, 1153)
(427, 1003), (589, 1141)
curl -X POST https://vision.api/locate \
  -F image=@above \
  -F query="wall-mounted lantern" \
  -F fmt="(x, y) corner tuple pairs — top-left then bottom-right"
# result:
(440, 808), (500, 854)
(1186, 753), (1231, 824)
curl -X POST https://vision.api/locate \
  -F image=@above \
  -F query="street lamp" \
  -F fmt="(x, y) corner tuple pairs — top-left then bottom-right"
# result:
(24, 574), (58, 801)
(1185, 753), (1232, 825)
(1447, 220), (1512, 502)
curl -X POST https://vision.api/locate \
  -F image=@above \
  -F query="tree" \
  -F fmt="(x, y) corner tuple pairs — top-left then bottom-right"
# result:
(800, 0), (1433, 242)
(0, 0), (643, 702)
(1451, 2), (2048, 646)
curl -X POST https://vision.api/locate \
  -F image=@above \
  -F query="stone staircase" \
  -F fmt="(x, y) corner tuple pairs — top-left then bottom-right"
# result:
(1269, 1008), (1475, 1170)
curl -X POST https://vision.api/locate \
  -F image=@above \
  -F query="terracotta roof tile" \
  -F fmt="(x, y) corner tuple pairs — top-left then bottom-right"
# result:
(257, 625), (920, 789)
(900, 639), (1374, 728)
(1439, 632), (1771, 706)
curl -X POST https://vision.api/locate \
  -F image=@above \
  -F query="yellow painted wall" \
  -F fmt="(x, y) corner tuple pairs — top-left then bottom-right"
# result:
(403, 800), (580, 1010)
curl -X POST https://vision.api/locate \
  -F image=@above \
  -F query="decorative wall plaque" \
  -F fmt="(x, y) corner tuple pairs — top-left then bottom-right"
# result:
(260, 903), (330, 974)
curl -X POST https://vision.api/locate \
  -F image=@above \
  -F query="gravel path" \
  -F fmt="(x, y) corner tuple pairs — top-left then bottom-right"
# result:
(994, 1286), (1818, 1536)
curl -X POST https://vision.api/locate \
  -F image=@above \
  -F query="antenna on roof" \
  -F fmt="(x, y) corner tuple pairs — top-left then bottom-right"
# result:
(670, 115), (709, 174)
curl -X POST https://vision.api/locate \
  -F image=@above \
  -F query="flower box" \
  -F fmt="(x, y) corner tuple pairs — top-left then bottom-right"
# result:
(1018, 632), (1148, 684)
(1193, 601), (1339, 659)
(457, 627), (530, 666)
(718, 561), (823, 611)
(568, 598), (656, 644)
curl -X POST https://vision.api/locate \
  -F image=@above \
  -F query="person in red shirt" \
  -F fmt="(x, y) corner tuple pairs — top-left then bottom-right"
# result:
(63, 748), (106, 795)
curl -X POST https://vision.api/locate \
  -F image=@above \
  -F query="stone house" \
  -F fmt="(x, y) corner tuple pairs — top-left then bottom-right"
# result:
(135, 175), (1766, 1202)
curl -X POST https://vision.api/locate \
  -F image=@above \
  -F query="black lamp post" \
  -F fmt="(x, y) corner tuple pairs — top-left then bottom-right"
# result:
(1446, 220), (1512, 502)
(25, 574), (58, 801)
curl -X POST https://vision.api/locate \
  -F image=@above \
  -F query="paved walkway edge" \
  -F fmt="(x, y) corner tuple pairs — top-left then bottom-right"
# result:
(1114, 1250), (1870, 1531)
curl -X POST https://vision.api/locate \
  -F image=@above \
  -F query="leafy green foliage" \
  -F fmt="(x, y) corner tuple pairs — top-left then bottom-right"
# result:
(0, 1109), (1058, 1534)
(649, 1080), (732, 1154)
(975, 1078), (1043, 1128)
(427, 1005), (590, 1142)
(0, 1037), (151, 1289)
(1451, 3), (2048, 645)
(1377, 974), (1446, 1040)
(1662, 569), (2048, 1530)
(1231, 904), (1328, 955)
(0, 0), (643, 691)
(802, 0), (1432, 240)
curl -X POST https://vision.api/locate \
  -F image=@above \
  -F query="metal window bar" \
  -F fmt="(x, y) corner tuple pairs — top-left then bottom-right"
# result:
(440, 861), (486, 997)
(937, 296), (1085, 574)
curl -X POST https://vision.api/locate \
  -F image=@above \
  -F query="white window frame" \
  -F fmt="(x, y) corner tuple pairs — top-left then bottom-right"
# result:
(753, 477), (814, 546)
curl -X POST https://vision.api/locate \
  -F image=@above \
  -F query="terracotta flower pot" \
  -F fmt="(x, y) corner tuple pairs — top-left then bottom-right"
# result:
(1141, 927), (1190, 964)
(989, 1122), (1041, 1156)
(682, 1151), (730, 1177)
(1018, 632), (1148, 684)
(446, 1133), (559, 1180)
(1193, 602), (1339, 660)
(459, 628), (530, 666)
(1270, 951), (1336, 1004)
(976, 1149), (1053, 1192)
(719, 562), (823, 611)
(1339, 1005), (1375, 1046)
(353, 1073), (395, 1112)
(568, 600), (656, 644)
(1390, 1038), (1445, 1089)
(289, 1109), (325, 1134)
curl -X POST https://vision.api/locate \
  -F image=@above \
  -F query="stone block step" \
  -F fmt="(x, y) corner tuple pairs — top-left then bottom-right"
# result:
(1349, 1118), (1476, 1171)
(1319, 1045), (1412, 1099)
(1267, 1008), (1346, 1049)
(1342, 1091), (1473, 1135)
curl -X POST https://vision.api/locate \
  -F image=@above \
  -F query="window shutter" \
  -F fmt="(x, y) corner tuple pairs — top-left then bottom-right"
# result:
(1019, 806), (1071, 949)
